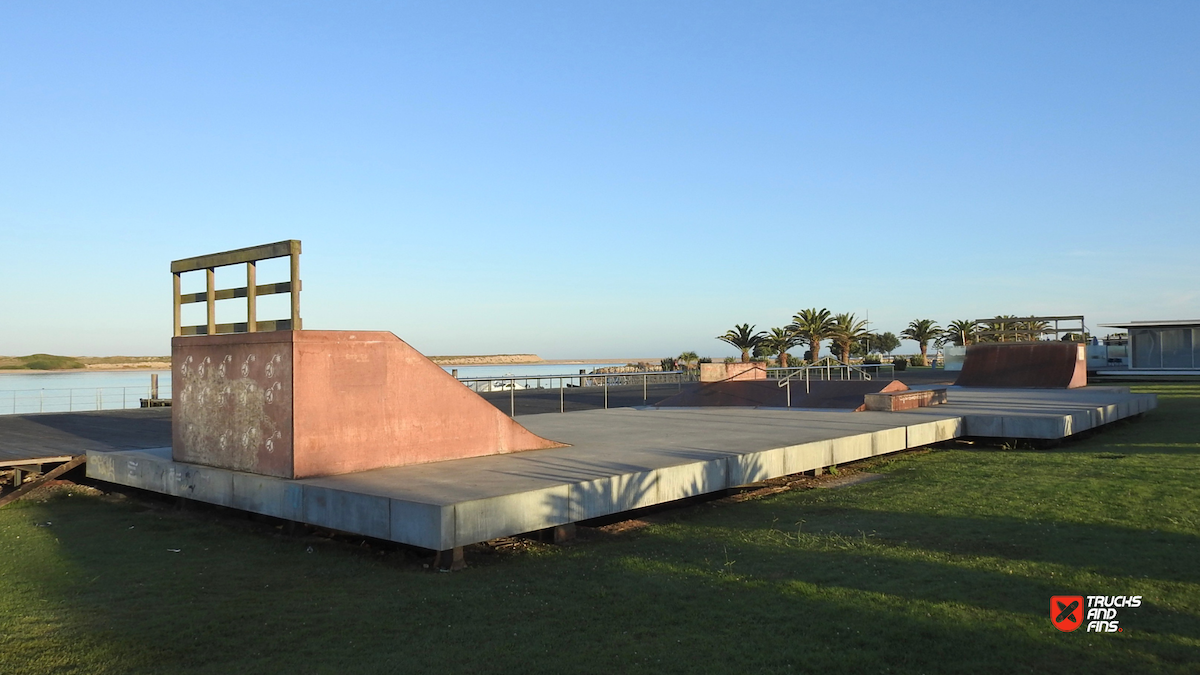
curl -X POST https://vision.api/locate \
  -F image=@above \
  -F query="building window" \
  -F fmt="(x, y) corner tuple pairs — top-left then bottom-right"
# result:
(1131, 329), (1159, 369)
(1161, 329), (1193, 369)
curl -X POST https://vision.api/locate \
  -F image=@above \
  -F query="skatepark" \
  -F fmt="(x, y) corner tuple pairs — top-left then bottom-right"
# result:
(0, 241), (1157, 569)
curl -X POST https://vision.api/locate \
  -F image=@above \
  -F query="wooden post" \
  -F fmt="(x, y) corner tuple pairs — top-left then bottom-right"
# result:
(433, 547), (465, 571)
(246, 261), (257, 332)
(552, 523), (576, 544)
(172, 272), (182, 337)
(289, 251), (301, 330)
(205, 267), (216, 335)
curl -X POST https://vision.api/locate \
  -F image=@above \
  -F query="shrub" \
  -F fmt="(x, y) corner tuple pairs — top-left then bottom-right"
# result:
(17, 354), (85, 370)
(863, 354), (881, 365)
(892, 356), (908, 371)
(910, 355), (926, 367)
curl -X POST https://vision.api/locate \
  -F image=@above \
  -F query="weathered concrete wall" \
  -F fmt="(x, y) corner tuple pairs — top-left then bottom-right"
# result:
(172, 332), (294, 476)
(700, 362), (767, 382)
(172, 331), (565, 478)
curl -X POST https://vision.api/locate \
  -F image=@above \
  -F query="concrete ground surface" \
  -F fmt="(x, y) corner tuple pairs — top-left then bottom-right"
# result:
(84, 386), (1154, 554)
(0, 408), (171, 464)
(0, 368), (945, 462)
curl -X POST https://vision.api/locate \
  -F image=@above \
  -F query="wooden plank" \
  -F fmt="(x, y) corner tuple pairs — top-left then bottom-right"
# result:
(206, 268), (216, 335)
(975, 315), (1084, 323)
(178, 282), (293, 304)
(179, 319), (294, 336)
(289, 252), (301, 329)
(170, 240), (301, 274)
(173, 272), (182, 337)
(975, 328), (1068, 333)
(247, 261), (257, 333)
(0, 455), (86, 507)
(0, 456), (73, 468)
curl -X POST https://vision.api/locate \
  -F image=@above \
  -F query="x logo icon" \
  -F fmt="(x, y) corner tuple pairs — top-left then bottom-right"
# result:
(1056, 600), (1079, 623)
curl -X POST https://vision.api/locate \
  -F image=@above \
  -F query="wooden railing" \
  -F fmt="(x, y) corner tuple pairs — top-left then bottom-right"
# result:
(171, 240), (302, 337)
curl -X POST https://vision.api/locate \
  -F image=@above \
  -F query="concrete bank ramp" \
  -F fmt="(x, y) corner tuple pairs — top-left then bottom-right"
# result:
(654, 379), (909, 410)
(172, 330), (564, 479)
(955, 342), (1087, 389)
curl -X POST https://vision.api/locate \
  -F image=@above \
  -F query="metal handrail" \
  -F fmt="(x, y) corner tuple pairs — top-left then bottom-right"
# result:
(771, 362), (895, 407)
(453, 369), (697, 416)
(450, 361), (897, 416)
(0, 385), (172, 415)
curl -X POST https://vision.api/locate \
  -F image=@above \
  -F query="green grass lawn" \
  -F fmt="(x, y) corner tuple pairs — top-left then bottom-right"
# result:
(1, 384), (1197, 674)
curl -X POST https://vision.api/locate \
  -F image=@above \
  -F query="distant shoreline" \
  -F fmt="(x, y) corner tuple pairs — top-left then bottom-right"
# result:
(0, 354), (657, 372)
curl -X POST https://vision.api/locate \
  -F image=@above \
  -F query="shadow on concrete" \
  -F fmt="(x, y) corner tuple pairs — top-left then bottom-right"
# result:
(0, 408), (172, 461)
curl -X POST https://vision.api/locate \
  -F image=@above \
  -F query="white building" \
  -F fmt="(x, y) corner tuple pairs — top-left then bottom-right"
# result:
(1099, 320), (1200, 371)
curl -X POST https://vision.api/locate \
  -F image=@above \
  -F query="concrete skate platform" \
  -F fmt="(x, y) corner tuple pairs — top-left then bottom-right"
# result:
(84, 387), (1154, 553)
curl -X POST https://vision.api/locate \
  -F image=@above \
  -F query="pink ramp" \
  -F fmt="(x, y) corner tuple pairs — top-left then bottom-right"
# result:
(172, 331), (565, 478)
(954, 342), (1087, 389)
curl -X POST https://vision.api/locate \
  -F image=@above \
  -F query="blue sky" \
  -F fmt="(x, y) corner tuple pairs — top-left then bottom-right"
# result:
(2, 1), (1197, 359)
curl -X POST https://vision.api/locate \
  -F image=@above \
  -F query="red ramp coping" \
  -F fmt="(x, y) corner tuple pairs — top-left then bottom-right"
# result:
(954, 342), (1087, 389)
(172, 331), (565, 479)
(654, 379), (908, 411)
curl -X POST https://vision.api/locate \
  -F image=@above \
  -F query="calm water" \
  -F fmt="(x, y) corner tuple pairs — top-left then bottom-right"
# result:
(0, 370), (171, 393)
(0, 363), (632, 414)
(441, 363), (629, 380)
(0, 370), (170, 414)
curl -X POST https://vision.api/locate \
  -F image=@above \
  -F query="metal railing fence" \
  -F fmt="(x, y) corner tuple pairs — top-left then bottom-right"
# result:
(456, 370), (699, 416)
(0, 385), (173, 415)
(773, 362), (895, 406)
(457, 363), (896, 416)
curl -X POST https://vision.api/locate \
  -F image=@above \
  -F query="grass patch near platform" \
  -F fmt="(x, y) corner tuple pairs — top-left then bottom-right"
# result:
(1, 385), (1197, 674)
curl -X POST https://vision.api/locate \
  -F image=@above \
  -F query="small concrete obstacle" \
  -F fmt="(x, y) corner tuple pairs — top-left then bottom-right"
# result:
(863, 388), (948, 411)
(955, 342), (1087, 389)
(699, 362), (767, 382)
(655, 379), (909, 410)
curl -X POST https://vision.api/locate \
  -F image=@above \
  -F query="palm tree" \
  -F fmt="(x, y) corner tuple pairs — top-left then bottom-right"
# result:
(901, 319), (941, 365)
(829, 313), (871, 363)
(943, 319), (978, 346)
(790, 308), (834, 365)
(764, 327), (801, 368)
(981, 315), (1019, 342)
(678, 351), (699, 371)
(717, 323), (766, 363)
